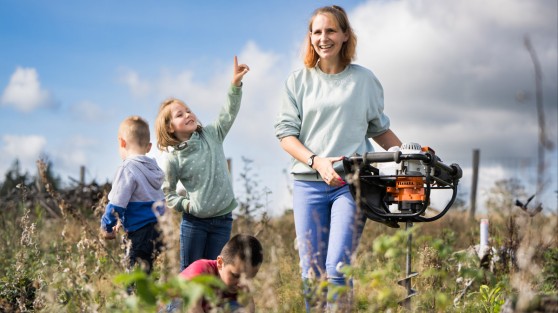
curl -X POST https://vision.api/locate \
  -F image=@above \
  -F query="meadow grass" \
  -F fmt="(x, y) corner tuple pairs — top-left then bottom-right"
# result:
(1, 177), (557, 312)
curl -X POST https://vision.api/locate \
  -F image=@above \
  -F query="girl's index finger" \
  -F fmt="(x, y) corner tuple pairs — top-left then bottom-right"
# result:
(234, 56), (238, 69)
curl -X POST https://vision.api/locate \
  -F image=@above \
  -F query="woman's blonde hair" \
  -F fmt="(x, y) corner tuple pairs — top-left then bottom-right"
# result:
(303, 5), (357, 68)
(154, 98), (201, 151)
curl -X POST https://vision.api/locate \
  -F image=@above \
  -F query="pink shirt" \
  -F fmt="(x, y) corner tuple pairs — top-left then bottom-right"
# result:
(179, 259), (218, 280)
(179, 259), (238, 311)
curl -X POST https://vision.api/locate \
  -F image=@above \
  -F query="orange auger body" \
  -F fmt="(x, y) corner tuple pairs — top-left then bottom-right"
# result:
(387, 176), (426, 203)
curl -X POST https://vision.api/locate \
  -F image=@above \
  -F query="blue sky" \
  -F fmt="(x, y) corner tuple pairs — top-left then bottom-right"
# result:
(1, 0), (557, 215)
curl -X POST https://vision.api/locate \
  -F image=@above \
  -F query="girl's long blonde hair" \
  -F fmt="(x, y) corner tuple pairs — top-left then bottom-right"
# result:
(303, 5), (357, 69)
(155, 98), (201, 152)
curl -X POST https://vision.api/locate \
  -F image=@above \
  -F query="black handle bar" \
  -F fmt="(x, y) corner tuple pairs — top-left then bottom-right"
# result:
(350, 151), (463, 180)
(343, 151), (463, 227)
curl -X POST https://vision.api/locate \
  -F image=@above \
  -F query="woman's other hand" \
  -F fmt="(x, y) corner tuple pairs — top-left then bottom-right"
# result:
(313, 156), (346, 186)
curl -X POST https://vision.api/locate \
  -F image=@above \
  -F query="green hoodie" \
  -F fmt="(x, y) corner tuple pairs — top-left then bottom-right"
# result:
(162, 84), (242, 218)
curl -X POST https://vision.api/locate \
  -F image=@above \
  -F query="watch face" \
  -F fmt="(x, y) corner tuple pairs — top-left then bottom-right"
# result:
(307, 155), (315, 166)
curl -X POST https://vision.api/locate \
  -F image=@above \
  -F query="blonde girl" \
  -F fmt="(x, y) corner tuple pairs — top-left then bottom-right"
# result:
(156, 56), (249, 270)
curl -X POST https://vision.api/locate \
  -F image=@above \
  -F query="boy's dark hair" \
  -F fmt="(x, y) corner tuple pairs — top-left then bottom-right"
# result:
(220, 234), (263, 267)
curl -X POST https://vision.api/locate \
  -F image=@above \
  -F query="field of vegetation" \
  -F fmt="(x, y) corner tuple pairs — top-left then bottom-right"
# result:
(1, 159), (557, 312)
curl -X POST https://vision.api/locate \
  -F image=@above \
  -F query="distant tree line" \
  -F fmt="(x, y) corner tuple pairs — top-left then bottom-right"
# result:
(0, 158), (61, 197)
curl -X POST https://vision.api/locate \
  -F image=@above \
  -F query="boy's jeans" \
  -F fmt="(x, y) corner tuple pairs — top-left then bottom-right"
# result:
(126, 222), (163, 274)
(292, 180), (366, 311)
(179, 212), (233, 270)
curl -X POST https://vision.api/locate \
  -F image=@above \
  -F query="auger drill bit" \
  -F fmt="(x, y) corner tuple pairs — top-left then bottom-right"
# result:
(397, 221), (418, 309)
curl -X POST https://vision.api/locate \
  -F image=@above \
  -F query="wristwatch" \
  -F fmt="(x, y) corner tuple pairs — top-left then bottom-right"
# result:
(307, 154), (317, 168)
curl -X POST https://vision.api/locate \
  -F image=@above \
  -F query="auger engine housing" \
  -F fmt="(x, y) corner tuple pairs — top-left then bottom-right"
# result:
(342, 142), (462, 228)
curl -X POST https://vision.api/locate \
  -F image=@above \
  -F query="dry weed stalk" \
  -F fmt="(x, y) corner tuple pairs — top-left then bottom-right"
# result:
(511, 212), (558, 311)
(33, 159), (127, 311)
(36, 159), (123, 270)
(14, 186), (44, 312)
(243, 227), (284, 311)
(153, 202), (181, 282)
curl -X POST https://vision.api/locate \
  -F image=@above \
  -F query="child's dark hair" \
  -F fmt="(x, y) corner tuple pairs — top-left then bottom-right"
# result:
(220, 234), (263, 267)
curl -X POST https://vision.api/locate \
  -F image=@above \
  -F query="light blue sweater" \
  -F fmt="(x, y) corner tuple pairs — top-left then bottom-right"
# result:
(274, 64), (391, 181)
(161, 84), (242, 218)
(101, 155), (165, 233)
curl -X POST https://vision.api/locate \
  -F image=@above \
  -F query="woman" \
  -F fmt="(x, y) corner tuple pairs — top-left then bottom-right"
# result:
(274, 5), (402, 311)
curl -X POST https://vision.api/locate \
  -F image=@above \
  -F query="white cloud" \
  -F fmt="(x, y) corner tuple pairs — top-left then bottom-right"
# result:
(47, 134), (107, 183)
(0, 67), (56, 113)
(56, 149), (88, 173)
(0, 133), (106, 184)
(55, 135), (98, 168)
(117, 67), (151, 97)
(227, 42), (286, 147)
(118, 65), (222, 120)
(0, 134), (47, 176)
(155, 69), (216, 113)
(70, 100), (109, 122)
(350, 0), (557, 161)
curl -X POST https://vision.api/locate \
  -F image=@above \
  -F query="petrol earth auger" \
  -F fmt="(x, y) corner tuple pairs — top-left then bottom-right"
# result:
(343, 142), (463, 309)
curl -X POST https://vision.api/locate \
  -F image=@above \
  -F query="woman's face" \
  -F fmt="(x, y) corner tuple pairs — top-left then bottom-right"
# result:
(310, 13), (348, 64)
(168, 101), (198, 142)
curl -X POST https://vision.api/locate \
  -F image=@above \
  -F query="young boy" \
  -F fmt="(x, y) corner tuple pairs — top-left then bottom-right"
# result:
(176, 234), (263, 313)
(100, 115), (166, 274)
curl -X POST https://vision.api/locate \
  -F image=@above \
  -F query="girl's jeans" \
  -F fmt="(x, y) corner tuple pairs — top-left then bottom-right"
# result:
(293, 180), (366, 311)
(179, 212), (233, 271)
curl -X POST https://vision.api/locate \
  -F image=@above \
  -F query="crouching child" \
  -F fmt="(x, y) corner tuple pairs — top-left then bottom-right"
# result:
(170, 234), (263, 313)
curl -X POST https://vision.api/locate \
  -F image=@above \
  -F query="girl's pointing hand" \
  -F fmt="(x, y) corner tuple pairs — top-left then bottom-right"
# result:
(232, 55), (250, 86)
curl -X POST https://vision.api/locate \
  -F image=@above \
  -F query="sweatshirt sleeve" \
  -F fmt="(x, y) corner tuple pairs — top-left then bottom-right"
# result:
(274, 77), (302, 140)
(100, 203), (125, 232)
(366, 73), (391, 137)
(100, 166), (135, 231)
(161, 155), (189, 213)
(213, 84), (243, 141)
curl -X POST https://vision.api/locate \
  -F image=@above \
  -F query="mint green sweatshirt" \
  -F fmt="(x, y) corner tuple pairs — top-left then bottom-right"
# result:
(161, 84), (242, 218)
(274, 64), (391, 181)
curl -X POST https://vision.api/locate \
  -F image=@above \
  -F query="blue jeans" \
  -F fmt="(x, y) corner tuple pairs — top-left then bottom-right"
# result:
(179, 212), (233, 271)
(292, 180), (366, 311)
